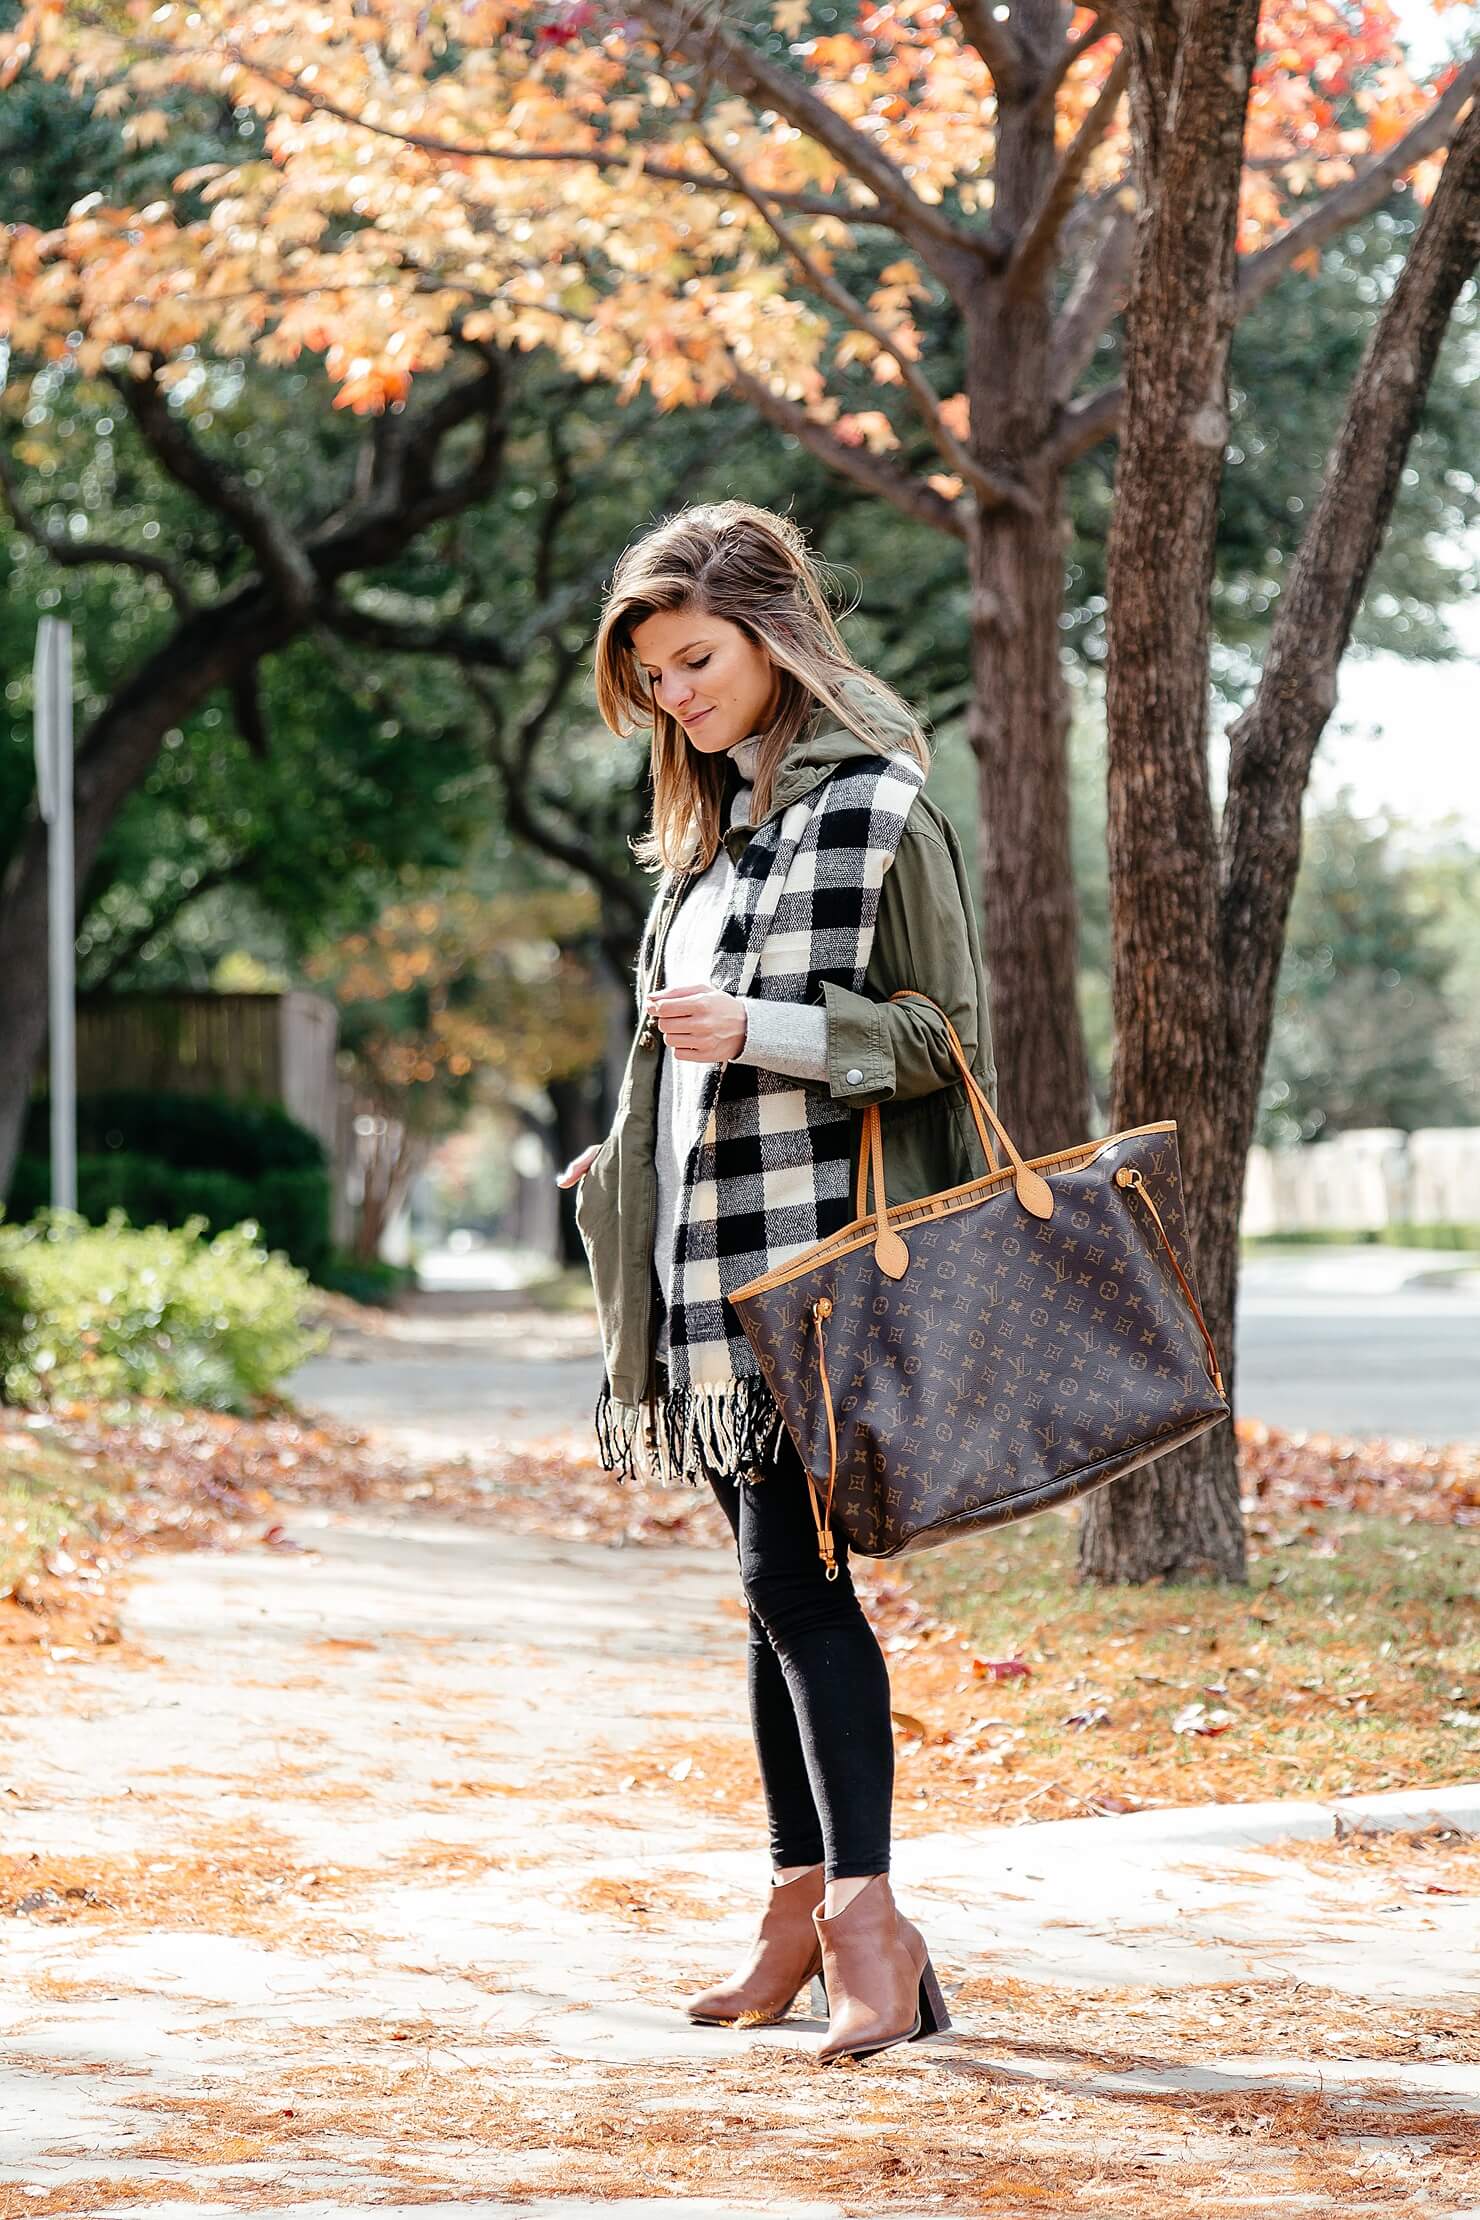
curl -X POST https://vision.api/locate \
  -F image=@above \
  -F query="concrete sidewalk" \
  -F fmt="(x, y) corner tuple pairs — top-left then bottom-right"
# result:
(5, 1496), (1479, 2215)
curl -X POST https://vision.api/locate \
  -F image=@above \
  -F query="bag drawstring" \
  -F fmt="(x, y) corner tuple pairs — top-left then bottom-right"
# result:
(1115, 1166), (1226, 1396)
(807, 1295), (840, 1580)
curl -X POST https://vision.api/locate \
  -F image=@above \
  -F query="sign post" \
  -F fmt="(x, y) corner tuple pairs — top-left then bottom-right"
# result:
(33, 616), (77, 1213)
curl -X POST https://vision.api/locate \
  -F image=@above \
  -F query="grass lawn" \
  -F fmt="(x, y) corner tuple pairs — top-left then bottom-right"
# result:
(888, 1502), (1480, 1824)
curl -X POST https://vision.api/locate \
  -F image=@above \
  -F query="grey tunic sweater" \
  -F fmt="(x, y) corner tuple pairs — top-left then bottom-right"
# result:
(652, 733), (829, 1363)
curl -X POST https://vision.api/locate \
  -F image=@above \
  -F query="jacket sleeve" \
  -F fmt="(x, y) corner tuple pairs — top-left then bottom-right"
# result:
(813, 817), (996, 1110)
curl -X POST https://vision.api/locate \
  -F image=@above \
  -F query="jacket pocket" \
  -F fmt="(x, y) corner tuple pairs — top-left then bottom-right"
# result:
(573, 1125), (620, 1263)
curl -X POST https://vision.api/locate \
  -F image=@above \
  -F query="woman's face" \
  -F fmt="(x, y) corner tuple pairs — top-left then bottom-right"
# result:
(630, 608), (782, 757)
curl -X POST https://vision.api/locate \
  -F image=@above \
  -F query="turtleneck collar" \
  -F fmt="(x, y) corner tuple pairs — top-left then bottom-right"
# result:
(728, 732), (764, 783)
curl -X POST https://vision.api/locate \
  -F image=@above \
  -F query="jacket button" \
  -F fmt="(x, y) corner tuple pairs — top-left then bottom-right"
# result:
(845, 1067), (864, 1085)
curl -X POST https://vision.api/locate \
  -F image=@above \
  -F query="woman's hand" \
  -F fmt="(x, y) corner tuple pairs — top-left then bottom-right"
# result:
(554, 1142), (602, 1190)
(647, 982), (748, 1062)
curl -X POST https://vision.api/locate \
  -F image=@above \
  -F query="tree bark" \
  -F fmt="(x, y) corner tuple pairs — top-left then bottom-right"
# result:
(962, 1), (1095, 1157)
(966, 464), (1090, 1157)
(1078, 17), (1480, 1584)
(354, 1110), (421, 1264)
(1079, 0), (1263, 1585)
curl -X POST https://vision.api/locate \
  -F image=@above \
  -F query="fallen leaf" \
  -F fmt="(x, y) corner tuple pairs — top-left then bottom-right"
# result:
(1171, 1702), (1234, 1738)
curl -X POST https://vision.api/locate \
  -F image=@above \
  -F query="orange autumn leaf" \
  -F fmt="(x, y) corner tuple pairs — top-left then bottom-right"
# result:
(0, 0), (1459, 424)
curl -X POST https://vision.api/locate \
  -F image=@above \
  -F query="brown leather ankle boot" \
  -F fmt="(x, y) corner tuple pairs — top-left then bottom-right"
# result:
(812, 1872), (951, 2063)
(684, 1862), (828, 2026)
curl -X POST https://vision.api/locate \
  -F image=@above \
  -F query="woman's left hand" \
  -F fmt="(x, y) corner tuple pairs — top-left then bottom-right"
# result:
(647, 982), (747, 1062)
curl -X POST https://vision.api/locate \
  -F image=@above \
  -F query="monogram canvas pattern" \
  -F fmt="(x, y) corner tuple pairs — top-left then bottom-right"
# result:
(731, 1124), (1229, 1560)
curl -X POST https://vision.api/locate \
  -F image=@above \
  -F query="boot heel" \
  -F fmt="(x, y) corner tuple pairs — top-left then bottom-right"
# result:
(808, 1972), (829, 2018)
(912, 1956), (950, 2039)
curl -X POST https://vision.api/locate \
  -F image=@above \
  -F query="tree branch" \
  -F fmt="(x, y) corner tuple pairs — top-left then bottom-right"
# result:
(1219, 85), (1480, 1061)
(229, 666), (269, 759)
(692, 120), (1029, 514)
(1236, 52), (1480, 315)
(1039, 10), (1122, 107)
(627, 0), (988, 275)
(950, 0), (1028, 103)
(311, 354), (510, 572)
(116, 370), (318, 614)
(720, 349), (970, 540)
(320, 600), (516, 669)
(1008, 42), (1130, 296)
(1046, 57), (1479, 456)
(0, 439), (195, 615)
(223, 49), (890, 223)
(1047, 378), (1123, 465)
(80, 861), (238, 993)
(465, 667), (648, 943)
(1048, 193), (1137, 399)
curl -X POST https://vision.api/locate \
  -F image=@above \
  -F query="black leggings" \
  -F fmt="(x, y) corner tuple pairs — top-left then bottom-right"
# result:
(702, 1419), (895, 1882)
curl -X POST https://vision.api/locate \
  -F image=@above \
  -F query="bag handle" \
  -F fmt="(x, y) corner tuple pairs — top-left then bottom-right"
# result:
(856, 990), (1053, 1275)
(853, 1004), (1004, 1215)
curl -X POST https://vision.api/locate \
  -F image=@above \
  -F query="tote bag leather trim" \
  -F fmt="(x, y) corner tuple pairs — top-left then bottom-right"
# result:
(730, 1120), (1177, 1302)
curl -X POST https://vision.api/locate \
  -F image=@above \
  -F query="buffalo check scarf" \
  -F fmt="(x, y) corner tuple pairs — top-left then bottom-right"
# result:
(594, 746), (927, 1489)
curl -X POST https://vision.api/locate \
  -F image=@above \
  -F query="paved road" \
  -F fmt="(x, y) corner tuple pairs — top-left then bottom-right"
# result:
(1235, 1248), (1480, 1443)
(295, 1247), (1480, 1451)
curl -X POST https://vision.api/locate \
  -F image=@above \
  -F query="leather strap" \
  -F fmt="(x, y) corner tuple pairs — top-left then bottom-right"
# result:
(853, 1005), (1003, 1217)
(806, 1295), (840, 1580)
(1116, 1165), (1225, 1395)
(856, 990), (1053, 1271)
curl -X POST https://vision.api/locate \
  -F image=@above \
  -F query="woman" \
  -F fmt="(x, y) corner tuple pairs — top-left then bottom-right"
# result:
(555, 499), (996, 2064)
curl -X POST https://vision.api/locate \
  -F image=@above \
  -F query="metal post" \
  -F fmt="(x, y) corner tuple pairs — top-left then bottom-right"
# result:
(33, 617), (76, 1212)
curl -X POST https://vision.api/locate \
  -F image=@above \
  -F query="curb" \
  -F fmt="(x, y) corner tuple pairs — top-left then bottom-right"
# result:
(995, 1780), (1480, 1859)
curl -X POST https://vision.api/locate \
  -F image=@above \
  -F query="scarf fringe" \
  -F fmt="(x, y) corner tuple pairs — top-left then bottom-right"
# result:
(593, 1373), (788, 1488)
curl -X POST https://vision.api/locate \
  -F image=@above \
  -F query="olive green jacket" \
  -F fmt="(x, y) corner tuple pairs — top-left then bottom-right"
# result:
(575, 713), (998, 1414)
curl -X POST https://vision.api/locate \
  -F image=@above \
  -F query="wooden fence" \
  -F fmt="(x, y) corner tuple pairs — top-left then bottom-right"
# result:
(71, 990), (358, 1243)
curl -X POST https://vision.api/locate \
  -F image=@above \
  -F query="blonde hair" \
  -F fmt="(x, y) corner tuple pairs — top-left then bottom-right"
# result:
(593, 499), (930, 873)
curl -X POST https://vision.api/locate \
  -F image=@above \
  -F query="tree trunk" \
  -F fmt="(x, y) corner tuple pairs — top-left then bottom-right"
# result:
(1078, 0), (1262, 1585)
(966, 480), (1091, 1158)
(962, 17), (1094, 1159)
(354, 1111), (420, 1264)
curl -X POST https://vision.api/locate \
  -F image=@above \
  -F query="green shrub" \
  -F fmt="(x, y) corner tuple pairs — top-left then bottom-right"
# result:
(314, 1250), (415, 1308)
(0, 1261), (25, 1407)
(0, 1211), (324, 1411)
(23, 1090), (326, 1176)
(10, 1150), (331, 1279)
(1242, 1224), (1480, 1253)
